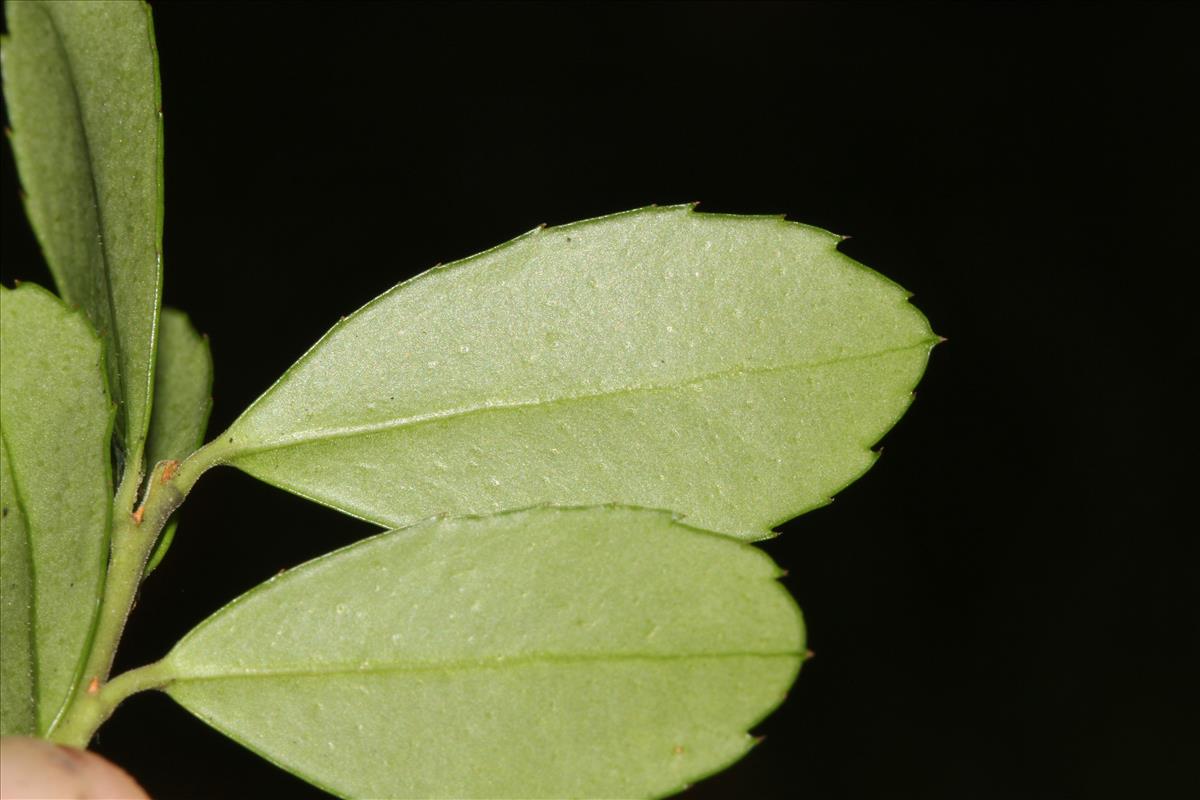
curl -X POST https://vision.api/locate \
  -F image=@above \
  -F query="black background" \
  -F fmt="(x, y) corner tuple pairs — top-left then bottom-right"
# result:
(2, 2), (1196, 798)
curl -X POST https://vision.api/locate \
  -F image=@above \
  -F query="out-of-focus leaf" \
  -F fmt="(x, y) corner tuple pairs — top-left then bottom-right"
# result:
(0, 283), (113, 735)
(2, 0), (163, 456)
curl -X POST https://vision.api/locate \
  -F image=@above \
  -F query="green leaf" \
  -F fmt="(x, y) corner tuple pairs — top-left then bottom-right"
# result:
(216, 206), (935, 539)
(2, 0), (164, 457)
(161, 506), (803, 799)
(142, 308), (212, 576)
(0, 444), (34, 735)
(146, 308), (213, 469)
(0, 283), (113, 736)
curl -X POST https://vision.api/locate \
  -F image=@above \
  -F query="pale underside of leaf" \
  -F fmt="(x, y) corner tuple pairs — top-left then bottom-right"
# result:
(219, 206), (936, 539)
(143, 307), (213, 576)
(1, 0), (163, 454)
(0, 283), (113, 735)
(162, 506), (804, 799)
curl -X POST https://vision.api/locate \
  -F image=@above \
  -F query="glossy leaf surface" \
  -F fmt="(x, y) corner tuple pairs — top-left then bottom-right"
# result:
(219, 206), (935, 539)
(143, 308), (212, 575)
(0, 284), (113, 735)
(2, 0), (163, 453)
(163, 506), (804, 799)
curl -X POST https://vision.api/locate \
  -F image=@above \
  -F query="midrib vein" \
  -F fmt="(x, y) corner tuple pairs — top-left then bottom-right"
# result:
(233, 339), (934, 457)
(172, 649), (801, 683)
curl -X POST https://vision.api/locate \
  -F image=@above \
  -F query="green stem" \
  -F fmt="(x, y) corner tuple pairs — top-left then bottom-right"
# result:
(49, 659), (176, 749)
(48, 439), (228, 747)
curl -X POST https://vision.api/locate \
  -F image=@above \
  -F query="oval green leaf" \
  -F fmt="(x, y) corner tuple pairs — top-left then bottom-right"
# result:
(0, 283), (113, 735)
(161, 506), (804, 799)
(2, 0), (164, 456)
(143, 308), (213, 576)
(215, 206), (936, 540)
